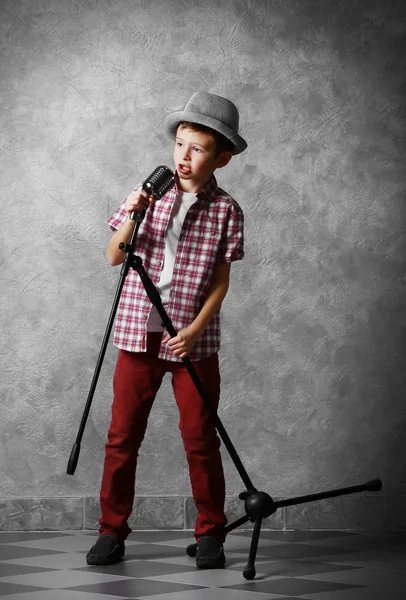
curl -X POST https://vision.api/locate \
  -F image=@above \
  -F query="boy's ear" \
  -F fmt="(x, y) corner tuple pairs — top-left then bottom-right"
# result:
(216, 151), (233, 169)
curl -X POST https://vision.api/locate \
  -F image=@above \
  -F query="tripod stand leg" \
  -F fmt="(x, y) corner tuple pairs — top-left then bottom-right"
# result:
(243, 516), (262, 580)
(225, 514), (251, 533)
(128, 254), (383, 581)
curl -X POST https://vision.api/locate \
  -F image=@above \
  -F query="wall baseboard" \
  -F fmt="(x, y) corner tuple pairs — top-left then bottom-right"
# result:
(0, 493), (402, 531)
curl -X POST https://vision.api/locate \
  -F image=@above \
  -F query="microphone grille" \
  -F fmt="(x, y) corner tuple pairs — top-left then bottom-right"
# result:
(143, 165), (176, 200)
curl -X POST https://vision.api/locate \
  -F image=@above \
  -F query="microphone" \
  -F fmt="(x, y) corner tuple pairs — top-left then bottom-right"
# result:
(130, 165), (176, 221)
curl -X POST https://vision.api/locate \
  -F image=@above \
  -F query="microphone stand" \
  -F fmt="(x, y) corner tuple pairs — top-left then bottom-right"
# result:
(67, 210), (382, 580)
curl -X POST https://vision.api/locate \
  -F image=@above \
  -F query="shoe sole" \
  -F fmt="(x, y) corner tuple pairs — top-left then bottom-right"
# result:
(196, 554), (226, 569)
(86, 544), (125, 566)
(86, 553), (124, 566)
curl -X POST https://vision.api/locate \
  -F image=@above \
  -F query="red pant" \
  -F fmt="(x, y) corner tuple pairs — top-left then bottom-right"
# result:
(99, 332), (227, 543)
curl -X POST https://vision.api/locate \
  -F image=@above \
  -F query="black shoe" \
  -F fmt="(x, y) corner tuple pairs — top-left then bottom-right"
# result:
(86, 534), (125, 565)
(196, 536), (226, 569)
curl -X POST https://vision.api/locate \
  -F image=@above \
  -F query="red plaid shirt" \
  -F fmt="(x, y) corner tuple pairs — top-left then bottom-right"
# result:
(107, 175), (244, 362)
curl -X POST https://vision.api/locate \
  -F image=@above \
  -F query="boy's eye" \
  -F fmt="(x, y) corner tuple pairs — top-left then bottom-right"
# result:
(193, 147), (202, 152)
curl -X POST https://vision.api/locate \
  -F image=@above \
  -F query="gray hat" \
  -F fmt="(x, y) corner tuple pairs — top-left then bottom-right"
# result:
(164, 91), (247, 155)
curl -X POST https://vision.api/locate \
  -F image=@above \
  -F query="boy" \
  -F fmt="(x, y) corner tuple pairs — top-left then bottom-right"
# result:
(87, 91), (247, 569)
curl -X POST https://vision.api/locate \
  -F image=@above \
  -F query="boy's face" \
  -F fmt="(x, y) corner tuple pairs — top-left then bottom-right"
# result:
(174, 124), (232, 193)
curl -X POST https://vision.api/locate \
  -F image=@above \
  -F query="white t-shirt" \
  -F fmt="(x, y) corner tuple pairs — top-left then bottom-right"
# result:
(147, 191), (197, 331)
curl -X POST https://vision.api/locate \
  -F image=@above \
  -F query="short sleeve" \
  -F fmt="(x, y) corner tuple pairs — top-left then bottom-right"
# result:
(217, 201), (244, 263)
(107, 182), (142, 231)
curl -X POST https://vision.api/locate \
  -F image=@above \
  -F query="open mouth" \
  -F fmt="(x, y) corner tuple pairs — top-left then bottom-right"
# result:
(178, 164), (191, 175)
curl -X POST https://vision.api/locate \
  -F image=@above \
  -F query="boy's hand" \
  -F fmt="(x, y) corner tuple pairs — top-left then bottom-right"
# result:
(162, 326), (201, 359)
(125, 190), (154, 215)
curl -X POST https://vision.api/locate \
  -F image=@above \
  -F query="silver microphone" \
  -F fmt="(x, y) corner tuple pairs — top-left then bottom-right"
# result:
(130, 165), (176, 221)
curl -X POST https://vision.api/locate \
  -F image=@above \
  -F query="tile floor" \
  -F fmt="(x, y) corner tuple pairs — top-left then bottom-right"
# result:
(0, 528), (405, 599)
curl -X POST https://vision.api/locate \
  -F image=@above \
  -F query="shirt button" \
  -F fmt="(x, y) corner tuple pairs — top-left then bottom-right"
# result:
(143, 314), (148, 319)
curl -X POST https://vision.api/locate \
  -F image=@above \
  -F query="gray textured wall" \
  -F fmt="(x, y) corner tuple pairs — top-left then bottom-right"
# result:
(1, 0), (405, 531)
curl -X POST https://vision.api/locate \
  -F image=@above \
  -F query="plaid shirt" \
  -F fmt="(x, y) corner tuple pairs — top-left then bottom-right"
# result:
(107, 175), (244, 362)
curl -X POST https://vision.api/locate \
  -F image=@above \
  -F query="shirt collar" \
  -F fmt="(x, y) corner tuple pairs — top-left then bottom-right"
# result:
(170, 174), (218, 203)
(197, 175), (218, 203)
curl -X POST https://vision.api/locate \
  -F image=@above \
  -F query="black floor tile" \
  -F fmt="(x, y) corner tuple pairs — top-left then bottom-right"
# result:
(69, 578), (205, 597)
(0, 563), (58, 577)
(0, 546), (65, 560)
(0, 581), (48, 595)
(241, 529), (357, 542)
(253, 559), (361, 577)
(124, 543), (188, 560)
(251, 541), (356, 560)
(226, 576), (364, 595)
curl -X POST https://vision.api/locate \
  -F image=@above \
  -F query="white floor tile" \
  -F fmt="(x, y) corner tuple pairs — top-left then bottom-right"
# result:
(2, 552), (90, 569)
(0, 569), (133, 589)
(141, 566), (268, 587)
(9, 535), (98, 552)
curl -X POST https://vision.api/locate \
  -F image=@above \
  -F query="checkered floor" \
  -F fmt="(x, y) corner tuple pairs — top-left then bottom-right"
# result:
(0, 529), (405, 599)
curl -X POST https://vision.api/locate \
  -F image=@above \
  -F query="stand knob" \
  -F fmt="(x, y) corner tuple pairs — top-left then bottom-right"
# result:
(119, 242), (131, 253)
(244, 491), (276, 521)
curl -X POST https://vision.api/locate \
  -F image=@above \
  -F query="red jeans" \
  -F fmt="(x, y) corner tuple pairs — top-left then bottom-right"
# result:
(99, 332), (227, 543)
